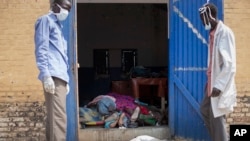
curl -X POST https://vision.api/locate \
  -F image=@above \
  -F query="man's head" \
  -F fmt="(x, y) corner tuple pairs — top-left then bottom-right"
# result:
(199, 3), (218, 30)
(52, 0), (71, 12)
(51, 0), (71, 21)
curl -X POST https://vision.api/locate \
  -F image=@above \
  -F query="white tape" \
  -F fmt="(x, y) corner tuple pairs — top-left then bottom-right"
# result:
(173, 6), (208, 46)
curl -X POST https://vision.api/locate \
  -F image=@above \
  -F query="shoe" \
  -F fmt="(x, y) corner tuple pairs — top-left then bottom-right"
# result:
(127, 121), (138, 128)
(119, 126), (126, 129)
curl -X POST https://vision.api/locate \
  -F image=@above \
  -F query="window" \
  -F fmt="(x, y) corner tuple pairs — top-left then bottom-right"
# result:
(93, 49), (109, 76)
(121, 49), (137, 74)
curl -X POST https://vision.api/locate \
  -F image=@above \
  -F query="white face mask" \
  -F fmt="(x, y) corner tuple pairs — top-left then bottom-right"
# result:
(205, 23), (211, 30)
(203, 13), (211, 30)
(54, 4), (69, 21)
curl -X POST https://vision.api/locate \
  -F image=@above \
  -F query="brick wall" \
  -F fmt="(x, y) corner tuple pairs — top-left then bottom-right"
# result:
(227, 96), (250, 123)
(0, 0), (49, 102)
(0, 102), (45, 141)
(224, 0), (250, 126)
(224, 1), (250, 96)
(0, 0), (49, 140)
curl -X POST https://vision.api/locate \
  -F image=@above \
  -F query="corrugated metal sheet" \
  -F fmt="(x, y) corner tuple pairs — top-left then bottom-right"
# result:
(61, 0), (79, 141)
(169, 0), (223, 140)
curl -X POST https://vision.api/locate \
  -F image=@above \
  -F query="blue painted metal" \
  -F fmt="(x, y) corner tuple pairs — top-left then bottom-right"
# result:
(168, 0), (223, 140)
(61, 0), (78, 141)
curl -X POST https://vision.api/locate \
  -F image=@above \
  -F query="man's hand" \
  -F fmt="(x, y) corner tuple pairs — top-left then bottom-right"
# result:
(211, 87), (221, 97)
(43, 77), (55, 94)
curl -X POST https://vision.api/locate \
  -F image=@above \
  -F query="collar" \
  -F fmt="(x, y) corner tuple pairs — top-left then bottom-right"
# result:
(210, 25), (217, 34)
(213, 21), (223, 36)
(48, 11), (58, 22)
(48, 11), (63, 28)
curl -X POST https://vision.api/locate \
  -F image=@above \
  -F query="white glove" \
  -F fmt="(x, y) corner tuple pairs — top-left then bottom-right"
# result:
(43, 77), (55, 94)
(66, 84), (70, 95)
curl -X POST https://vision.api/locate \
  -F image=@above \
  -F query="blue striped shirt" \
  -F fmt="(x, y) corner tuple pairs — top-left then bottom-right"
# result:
(34, 12), (69, 83)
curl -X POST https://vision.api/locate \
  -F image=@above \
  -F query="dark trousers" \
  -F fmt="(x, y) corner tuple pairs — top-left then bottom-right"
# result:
(200, 92), (228, 141)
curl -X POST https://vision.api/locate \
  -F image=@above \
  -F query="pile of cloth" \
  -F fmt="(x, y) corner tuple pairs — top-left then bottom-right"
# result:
(79, 92), (165, 129)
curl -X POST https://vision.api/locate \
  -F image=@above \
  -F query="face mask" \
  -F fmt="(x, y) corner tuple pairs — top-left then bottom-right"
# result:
(203, 13), (211, 30)
(54, 4), (69, 21)
(205, 23), (211, 30)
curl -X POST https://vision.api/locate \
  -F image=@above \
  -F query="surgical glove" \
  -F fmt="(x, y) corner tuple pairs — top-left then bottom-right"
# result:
(66, 84), (70, 95)
(43, 77), (55, 94)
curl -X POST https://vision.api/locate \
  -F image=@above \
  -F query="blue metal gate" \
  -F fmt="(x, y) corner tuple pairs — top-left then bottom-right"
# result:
(168, 0), (223, 140)
(61, 0), (78, 140)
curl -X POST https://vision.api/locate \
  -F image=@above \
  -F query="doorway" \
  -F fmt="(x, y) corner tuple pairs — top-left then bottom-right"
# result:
(77, 2), (169, 130)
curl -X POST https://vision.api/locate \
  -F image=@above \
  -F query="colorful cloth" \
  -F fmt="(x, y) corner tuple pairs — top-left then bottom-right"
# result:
(108, 93), (137, 111)
(87, 95), (116, 106)
(85, 121), (104, 125)
(79, 107), (102, 123)
(97, 97), (116, 116)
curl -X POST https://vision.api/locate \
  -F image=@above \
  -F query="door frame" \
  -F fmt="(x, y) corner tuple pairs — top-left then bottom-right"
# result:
(73, 0), (169, 140)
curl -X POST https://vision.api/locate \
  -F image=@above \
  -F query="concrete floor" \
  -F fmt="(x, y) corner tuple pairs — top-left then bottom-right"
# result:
(79, 126), (171, 141)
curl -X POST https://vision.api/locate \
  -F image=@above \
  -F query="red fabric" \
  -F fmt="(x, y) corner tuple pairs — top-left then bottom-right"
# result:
(207, 27), (217, 96)
(139, 105), (150, 115)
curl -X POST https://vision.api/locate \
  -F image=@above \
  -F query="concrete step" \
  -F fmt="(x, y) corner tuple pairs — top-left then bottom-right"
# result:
(79, 126), (171, 141)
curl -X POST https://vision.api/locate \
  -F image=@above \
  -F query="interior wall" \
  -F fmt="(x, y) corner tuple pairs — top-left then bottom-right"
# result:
(77, 4), (168, 104)
(77, 3), (168, 68)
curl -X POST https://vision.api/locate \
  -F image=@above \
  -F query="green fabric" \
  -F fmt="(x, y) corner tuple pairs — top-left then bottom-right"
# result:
(139, 114), (156, 125)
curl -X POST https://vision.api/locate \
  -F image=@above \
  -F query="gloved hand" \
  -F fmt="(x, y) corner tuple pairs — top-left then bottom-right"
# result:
(211, 87), (221, 97)
(43, 76), (55, 94)
(66, 84), (70, 95)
